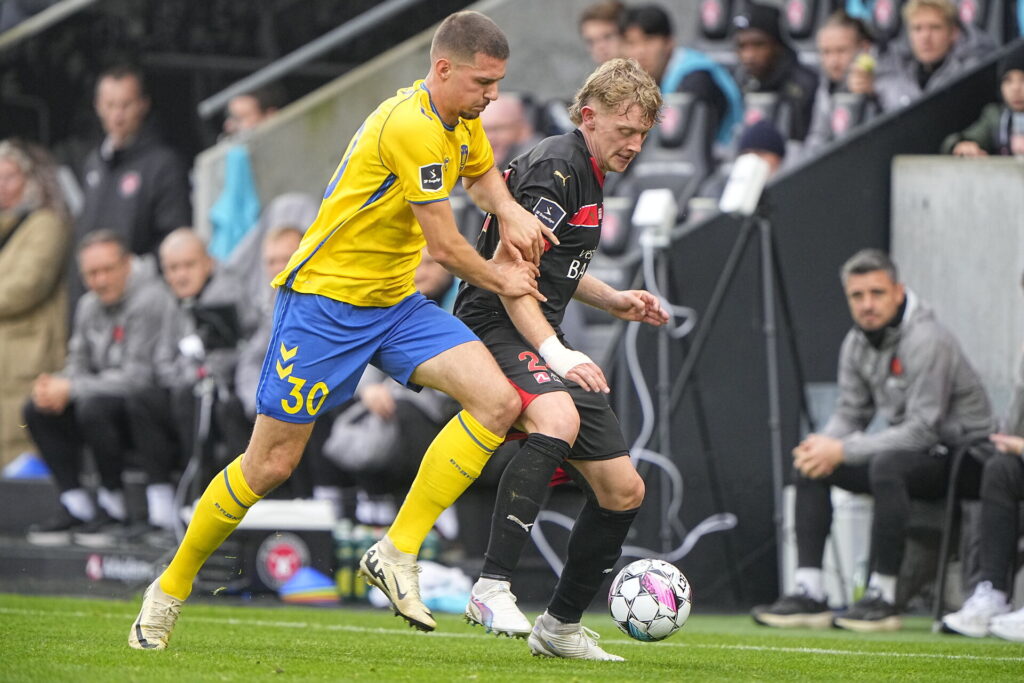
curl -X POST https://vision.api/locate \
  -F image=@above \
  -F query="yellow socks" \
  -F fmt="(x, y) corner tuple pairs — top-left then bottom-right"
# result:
(159, 455), (262, 600)
(388, 410), (502, 554)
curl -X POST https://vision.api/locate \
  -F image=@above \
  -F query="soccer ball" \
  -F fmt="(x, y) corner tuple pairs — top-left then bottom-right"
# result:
(608, 558), (691, 641)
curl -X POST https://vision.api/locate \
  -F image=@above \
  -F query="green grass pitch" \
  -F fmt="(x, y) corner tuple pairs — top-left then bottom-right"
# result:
(1, 592), (1022, 681)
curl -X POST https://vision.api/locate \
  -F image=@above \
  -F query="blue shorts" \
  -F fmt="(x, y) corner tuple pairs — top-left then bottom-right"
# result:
(254, 288), (478, 423)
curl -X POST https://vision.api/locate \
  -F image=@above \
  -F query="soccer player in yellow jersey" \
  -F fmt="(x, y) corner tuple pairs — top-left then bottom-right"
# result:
(130, 11), (558, 649)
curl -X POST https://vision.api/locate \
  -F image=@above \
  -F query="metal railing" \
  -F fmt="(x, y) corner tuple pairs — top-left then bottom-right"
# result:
(196, 0), (425, 120)
(0, 0), (97, 52)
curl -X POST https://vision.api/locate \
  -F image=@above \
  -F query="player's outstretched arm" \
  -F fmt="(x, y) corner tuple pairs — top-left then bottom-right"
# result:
(575, 274), (669, 327)
(463, 166), (558, 265)
(410, 200), (544, 301)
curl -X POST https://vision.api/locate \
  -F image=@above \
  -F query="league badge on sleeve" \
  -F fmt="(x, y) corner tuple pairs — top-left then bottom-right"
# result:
(419, 163), (444, 192)
(532, 197), (567, 231)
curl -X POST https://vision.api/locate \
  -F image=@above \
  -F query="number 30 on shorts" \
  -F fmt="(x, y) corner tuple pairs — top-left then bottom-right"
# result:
(276, 343), (330, 416)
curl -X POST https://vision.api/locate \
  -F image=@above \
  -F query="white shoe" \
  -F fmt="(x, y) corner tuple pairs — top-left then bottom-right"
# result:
(528, 613), (624, 661)
(128, 579), (183, 650)
(989, 606), (1024, 642)
(465, 580), (531, 638)
(358, 540), (436, 631)
(941, 581), (1010, 638)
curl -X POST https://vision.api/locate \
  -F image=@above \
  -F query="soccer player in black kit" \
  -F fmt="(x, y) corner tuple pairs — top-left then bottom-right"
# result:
(455, 58), (668, 660)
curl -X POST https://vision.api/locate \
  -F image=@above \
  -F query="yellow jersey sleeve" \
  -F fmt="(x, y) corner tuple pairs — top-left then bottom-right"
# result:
(380, 103), (453, 204)
(460, 117), (495, 178)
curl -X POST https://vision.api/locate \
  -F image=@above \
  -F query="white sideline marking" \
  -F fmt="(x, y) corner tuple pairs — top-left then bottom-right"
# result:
(2, 606), (1023, 662)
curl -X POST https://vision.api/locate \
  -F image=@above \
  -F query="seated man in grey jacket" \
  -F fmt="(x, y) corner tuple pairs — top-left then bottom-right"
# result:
(861, 0), (995, 112)
(753, 248), (995, 632)
(130, 228), (257, 531)
(24, 230), (173, 545)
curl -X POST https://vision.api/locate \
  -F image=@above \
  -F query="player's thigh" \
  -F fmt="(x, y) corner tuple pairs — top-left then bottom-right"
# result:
(518, 391), (580, 445)
(409, 339), (517, 424)
(570, 455), (645, 511)
(255, 289), (377, 424)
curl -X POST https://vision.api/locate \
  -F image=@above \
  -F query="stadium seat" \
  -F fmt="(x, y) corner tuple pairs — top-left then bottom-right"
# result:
(869, 0), (907, 46)
(829, 92), (879, 137)
(700, 0), (738, 41)
(954, 0), (1009, 43)
(743, 91), (794, 141)
(784, 0), (843, 41)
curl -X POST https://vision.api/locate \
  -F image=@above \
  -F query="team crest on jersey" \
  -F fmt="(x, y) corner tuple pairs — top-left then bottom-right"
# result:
(420, 163), (443, 192)
(459, 144), (469, 171)
(532, 197), (566, 230)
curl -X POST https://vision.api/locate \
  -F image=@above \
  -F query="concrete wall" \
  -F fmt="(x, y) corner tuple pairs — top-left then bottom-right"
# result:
(892, 156), (1024, 419)
(192, 0), (700, 235)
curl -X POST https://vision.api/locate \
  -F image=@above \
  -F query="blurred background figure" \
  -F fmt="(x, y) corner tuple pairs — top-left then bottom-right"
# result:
(941, 44), (1024, 157)
(222, 84), (288, 139)
(0, 139), (71, 468)
(479, 93), (541, 170)
(578, 0), (626, 65)
(804, 10), (877, 152)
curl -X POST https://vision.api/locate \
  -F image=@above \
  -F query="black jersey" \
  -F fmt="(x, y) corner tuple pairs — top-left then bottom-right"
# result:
(455, 128), (605, 334)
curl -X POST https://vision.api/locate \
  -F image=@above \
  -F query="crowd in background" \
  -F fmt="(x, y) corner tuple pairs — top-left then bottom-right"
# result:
(1, 0), (1023, 635)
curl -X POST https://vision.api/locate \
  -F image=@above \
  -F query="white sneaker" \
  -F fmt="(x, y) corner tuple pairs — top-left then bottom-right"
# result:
(128, 579), (183, 650)
(358, 541), (436, 631)
(989, 606), (1024, 642)
(941, 581), (1010, 638)
(465, 580), (531, 638)
(528, 613), (624, 661)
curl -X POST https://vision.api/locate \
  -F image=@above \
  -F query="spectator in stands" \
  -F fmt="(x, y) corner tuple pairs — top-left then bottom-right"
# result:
(942, 269), (1024, 642)
(320, 248), (460, 525)
(863, 0), (996, 112)
(0, 139), (71, 468)
(132, 228), (257, 526)
(222, 83), (287, 138)
(578, 1), (626, 65)
(479, 93), (541, 170)
(75, 64), (191, 262)
(731, 2), (818, 142)
(23, 230), (172, 545)
(752, 249), (995, 632)
(622, 3), (743, 146)
(805, 11), (877, 152)
(941, 45), (1024, 156)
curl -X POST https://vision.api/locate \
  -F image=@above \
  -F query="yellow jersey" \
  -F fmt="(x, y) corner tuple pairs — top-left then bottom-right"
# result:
(274, 80), (494, 306)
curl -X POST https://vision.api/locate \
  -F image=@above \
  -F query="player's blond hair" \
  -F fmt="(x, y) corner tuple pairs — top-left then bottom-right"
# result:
(903, 0), (957, 27)
(568, 57), (662, 127)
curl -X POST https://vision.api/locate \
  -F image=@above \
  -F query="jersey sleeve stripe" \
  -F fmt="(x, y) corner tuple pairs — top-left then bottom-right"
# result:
(408, 197), (450, 205)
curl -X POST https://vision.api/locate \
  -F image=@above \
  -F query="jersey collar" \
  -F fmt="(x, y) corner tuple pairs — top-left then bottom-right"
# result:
(419, 82), (456, 132)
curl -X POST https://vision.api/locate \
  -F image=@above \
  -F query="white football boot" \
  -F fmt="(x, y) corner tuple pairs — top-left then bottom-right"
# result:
(465, 579), (531, 638)
(528, 612), (624, 661)
(128, 579), (182, 650)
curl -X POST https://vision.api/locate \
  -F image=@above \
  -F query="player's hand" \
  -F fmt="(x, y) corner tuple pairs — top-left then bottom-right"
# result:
(990, 433), (1024, 456)
(492, 258), (544, 301)
(607, 290), (670, 326)
(566, 362), (610, 393)
(952, 141), (987, 157)
(497, 204), (559, 265)
(359, 383), (396, 420)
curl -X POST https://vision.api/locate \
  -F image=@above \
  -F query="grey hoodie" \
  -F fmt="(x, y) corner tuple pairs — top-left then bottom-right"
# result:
(62, 265), (174, 399)
(823, 290), (995, 464)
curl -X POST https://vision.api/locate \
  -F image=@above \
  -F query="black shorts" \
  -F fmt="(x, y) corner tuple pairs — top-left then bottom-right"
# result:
(475, 322), (629, 461)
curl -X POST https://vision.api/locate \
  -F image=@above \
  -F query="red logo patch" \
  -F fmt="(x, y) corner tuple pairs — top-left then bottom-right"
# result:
(534, 372), (551, 384)
(890, 356), (903, 376)
(119, 171), (141, 198)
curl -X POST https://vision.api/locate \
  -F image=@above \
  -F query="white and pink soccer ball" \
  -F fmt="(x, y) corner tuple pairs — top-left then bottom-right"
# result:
(608, 558), (692, 641)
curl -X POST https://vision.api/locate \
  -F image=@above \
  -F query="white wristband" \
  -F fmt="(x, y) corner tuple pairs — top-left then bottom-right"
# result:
(538, 334), (593, 379)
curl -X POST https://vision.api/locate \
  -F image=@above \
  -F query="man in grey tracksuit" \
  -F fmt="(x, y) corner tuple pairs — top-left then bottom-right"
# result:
(753, 249), (995, 632)
(24, 230), (173, 544)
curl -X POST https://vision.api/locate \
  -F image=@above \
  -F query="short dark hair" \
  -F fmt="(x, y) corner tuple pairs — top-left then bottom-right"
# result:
(840, 248), (898, 284)
(244, 83), (288, 113)
(96, 63), (148, 98)
(78, 229), (128, 257)
(621, 4), (673, 38)
(820, 9), (872, 43)
(579, 1), (626, 30)
(431, 11), (509, 63)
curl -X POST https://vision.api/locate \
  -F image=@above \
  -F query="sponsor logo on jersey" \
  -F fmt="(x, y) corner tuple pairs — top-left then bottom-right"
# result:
(534, 371), (551, 384)
(568, 203), (602, 228)
(419, 163), (443, 192)
(553, 170), (572, 186)
(532, 197), (566, 230)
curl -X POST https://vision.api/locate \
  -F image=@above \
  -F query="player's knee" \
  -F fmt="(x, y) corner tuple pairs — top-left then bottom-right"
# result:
(534, 406), (579, 445)
(489, 383), (522, 430)
(246, 449), (299, 490)
(599, 468), (645, 511)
